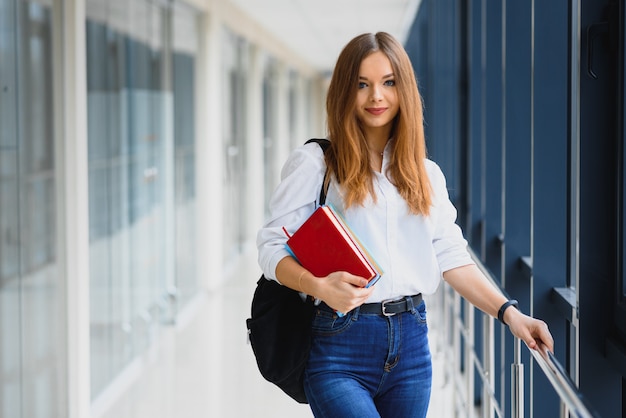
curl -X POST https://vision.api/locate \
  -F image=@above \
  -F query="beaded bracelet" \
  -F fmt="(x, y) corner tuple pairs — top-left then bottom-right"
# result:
(297, 270), (307, 293)
(497, 299), (519, 325)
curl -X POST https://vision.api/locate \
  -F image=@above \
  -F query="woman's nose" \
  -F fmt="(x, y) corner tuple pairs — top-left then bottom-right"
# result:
(370, 85), (382, 101)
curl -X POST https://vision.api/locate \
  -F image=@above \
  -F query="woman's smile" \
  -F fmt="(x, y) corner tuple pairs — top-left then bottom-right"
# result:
(365, 107), (388, 115)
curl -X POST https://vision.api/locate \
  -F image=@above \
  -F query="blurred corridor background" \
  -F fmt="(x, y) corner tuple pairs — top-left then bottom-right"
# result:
(1, 0), (625, 417)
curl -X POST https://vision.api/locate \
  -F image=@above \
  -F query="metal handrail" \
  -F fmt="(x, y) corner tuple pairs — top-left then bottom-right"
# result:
(529, 345), (597, 418)
(431, 249), (599, 417)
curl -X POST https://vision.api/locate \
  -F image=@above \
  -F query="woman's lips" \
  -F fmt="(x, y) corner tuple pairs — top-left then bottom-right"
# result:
(366, 107), (387, 115)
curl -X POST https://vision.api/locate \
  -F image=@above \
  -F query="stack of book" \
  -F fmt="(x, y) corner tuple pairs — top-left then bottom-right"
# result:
(283, 205), (383, 287)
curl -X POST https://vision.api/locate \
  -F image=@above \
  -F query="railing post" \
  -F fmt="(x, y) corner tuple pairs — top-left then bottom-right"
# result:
(561, 403), (570, 418)
(511, 337), (524, 418)
(482, 315), (495, 418)
(466, 301), (475, 418)
(453, 290), (461, 414)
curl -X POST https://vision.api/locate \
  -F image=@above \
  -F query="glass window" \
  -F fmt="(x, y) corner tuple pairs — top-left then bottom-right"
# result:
(221, 29), (249, 263)
(86, 0), (172, 399)
(1, 1), (62, 416)
(288, 70), (298, 148)
(172, 3), (198, 310)
(262, 58), (278, 217)
(0, 1), (21, 415)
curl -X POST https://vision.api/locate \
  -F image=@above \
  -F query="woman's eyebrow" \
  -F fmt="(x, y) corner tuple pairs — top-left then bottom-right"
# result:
(358, 73), (395, 81)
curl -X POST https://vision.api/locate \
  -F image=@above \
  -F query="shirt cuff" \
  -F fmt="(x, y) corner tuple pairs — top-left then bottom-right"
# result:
(267, 248), (293, 282)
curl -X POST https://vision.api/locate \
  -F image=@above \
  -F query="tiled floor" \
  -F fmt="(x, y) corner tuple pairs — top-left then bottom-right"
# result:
(96, 250), (454, 418)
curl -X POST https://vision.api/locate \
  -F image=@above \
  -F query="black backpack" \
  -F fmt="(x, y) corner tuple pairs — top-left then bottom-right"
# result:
(246, 138), (330, 403)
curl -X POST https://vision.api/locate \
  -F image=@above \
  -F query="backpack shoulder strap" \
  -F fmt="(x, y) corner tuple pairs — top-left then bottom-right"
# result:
(304, 137), (330, 151)
(304, 138), (330, 205)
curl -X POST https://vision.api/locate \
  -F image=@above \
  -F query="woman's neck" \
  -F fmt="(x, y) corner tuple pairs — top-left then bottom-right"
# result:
(365, 135), (389, 173)
(364, 126), (390, 153)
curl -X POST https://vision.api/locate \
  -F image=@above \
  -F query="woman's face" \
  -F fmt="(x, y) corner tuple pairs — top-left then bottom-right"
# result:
(355, 51), (399, 135)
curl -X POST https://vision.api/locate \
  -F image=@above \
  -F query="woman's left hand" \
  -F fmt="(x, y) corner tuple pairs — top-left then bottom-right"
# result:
(504, 308), (554, 353)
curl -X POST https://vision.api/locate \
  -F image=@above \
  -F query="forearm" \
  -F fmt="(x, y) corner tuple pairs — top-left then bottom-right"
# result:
(443, 264), (510, 320)
(275, 256), (315, 295)
(444, 264), (554, 352)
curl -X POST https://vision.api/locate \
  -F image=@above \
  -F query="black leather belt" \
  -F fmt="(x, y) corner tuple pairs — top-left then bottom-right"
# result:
(359, 294), (423, 316)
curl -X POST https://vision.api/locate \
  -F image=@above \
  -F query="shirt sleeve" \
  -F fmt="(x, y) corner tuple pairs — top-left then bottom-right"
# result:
(427, 161), (475, 274)
(256, 142), (327, 281)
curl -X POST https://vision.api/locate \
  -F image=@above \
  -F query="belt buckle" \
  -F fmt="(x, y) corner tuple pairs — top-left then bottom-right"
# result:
(381, 299), (397, 317)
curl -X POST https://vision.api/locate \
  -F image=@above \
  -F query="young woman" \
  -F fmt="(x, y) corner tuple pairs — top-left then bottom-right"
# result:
(257, 32), (553, 418)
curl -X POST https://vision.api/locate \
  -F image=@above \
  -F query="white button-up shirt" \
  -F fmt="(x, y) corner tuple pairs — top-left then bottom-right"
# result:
(256, 140), (474, 303)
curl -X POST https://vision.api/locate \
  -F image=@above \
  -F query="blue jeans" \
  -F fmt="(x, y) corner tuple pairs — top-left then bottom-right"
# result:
(304, 300), (432, 418)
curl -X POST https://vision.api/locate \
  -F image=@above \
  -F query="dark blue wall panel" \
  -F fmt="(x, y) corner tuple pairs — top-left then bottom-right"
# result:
(503, 0), (534, 414)
(530, 2), (569, 416)
(405, 0), (626, 415)
(483, 0), (504, 280)
(578, 0), (624, 416)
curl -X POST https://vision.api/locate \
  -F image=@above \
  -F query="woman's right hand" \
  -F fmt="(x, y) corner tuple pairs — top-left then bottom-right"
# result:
(308, 271), (375, 313)
(275, 257), (375, 313)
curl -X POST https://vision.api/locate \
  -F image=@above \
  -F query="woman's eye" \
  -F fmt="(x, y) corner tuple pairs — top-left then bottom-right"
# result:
(384, 79), (396, 87)
(358, 82), (368, 89)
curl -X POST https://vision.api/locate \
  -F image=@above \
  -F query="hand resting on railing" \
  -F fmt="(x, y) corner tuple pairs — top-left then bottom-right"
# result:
(443, 263), (555, 354)
(504, 307), (554, 353)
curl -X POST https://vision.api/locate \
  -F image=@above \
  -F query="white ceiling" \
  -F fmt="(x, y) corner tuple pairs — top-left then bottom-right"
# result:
(228, 0), (423, 74)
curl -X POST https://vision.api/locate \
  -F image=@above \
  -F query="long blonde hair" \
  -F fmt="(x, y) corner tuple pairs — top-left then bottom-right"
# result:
(325, 32), (432, 215)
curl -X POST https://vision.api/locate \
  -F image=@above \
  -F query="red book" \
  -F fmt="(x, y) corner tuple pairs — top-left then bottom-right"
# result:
(284, 205), (382, 287)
